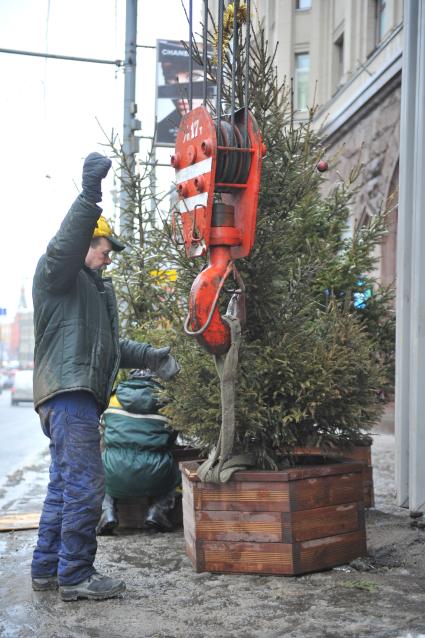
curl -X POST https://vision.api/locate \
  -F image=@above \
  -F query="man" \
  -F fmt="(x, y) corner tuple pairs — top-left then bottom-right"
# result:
(31, 152), (179, 602)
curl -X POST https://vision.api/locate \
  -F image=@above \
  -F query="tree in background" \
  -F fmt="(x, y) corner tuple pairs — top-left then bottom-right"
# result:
(110, 20), (395, 468)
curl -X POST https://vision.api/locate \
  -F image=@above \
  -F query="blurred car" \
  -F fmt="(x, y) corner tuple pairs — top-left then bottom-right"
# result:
(2, 370), (16, 389)
(11, 370), (34, 406)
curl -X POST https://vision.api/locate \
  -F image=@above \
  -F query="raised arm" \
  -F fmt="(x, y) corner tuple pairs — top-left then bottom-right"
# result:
(37, 153), (112, 293)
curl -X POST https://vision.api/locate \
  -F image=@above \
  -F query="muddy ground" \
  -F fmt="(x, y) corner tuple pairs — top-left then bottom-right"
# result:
(1, 431), (425, 638)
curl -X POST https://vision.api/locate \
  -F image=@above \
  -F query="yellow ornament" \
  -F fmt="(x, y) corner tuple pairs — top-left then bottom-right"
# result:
(212, 2), (248, 65)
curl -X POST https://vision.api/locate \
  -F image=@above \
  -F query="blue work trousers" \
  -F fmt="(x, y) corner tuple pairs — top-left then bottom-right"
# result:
(31, 391), (105, 586)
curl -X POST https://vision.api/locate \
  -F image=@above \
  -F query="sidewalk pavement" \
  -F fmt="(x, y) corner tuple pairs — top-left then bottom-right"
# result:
(1, 418), (425, 638)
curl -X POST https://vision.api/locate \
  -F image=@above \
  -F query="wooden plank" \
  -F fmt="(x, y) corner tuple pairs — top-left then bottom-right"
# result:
(293, 445), (372, 466)
(296, 529), (367, 574)
(116, 496), (149, 529)
(363, 482), (375, 508)
(292, 447), (374, 508)
(291, 502), (361, 541)
(0, 512), (40, 532)
(194, 510), (283, 542)
(184, 526), (202, 572)
(230, 463), (364, 482)
(346, 446), (372, 465)
(194, 480), (290, 512)
(180, 460), (364, 483)
(201, 540), (294, 575)
(182, 477), (197, 539)
(180, 460), (200, 479)
(172, 446), (202, 462)
(363, 466), (373, 481)
(291, 472), (364, 511)
(362, 465), (374, 507)
(182, 472), (194, 506)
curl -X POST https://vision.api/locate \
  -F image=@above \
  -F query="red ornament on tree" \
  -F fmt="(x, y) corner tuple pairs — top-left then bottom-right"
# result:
(316, 160), (329, 172)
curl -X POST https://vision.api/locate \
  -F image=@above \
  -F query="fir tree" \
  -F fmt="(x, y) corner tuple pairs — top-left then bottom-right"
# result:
(110, 21), (395, 468)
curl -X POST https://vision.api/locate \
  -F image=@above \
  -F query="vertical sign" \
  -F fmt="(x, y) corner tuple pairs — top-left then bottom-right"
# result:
(155, 39), (214, 147)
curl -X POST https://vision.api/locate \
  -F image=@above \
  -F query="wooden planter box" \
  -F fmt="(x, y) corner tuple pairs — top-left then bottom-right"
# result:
(116, 496), (150, 529)
(181, 459), (367, 576)
(293, 443), (374, 508)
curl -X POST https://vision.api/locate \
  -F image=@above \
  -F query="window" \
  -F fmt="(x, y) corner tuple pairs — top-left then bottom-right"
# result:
(334, 34), (344, 88)
(294, 53), (310, 111)
(296, 0), (312, 9)
(375, 0), (387, 43)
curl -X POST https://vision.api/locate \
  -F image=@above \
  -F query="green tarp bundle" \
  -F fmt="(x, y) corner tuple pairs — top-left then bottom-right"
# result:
(102, 377), (181, 498)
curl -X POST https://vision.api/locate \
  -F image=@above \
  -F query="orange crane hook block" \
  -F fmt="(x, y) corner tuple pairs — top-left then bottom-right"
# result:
(172, 104), (265, 355)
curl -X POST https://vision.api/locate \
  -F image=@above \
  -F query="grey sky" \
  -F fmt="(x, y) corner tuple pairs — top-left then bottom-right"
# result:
(0, 0), (201, 317)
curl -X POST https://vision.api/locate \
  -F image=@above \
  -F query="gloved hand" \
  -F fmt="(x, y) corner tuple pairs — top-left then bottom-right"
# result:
(145, 346), (180, 380)
(81, 152), (112, 203)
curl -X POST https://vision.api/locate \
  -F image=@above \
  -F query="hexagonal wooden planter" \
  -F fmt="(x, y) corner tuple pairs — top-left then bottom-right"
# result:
(181, 459), (367, 576)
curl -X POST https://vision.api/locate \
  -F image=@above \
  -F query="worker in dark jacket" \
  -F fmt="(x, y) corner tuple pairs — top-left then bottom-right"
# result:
(97, 369), (181, 535)
(31, 152), (179, 602)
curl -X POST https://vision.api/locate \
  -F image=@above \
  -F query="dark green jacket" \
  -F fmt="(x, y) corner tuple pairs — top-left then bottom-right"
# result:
(32, 194), (149, 411)
(102, 377), (180, 498)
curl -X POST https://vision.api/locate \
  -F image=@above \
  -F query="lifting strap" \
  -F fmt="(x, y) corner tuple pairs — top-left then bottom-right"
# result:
(196, 313), (255, 483)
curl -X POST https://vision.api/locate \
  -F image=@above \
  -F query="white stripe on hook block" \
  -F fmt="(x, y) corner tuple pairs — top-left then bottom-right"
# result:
(175, 158), (212, 184)
(177, 192), (208, 213)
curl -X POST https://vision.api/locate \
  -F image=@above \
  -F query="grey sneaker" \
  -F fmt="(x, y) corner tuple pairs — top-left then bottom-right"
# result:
(32, 575), (58, 591)
(60, 571), (126, 602)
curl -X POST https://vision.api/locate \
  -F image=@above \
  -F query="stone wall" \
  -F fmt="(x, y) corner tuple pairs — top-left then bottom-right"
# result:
(320, 74), (401, 287)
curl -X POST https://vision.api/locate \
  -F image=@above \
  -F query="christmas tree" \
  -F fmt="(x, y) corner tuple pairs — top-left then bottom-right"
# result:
(112, 21), (395, 469)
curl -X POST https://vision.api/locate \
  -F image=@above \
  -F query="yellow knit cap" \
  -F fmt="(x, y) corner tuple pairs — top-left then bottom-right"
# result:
(93, 216), (125, 252)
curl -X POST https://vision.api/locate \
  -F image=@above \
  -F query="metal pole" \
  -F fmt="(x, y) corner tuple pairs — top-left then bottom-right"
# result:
(0, 46), (122, 66)
(407, 0), (425, 512)
(149, 145), (157, 226)
(120, 0), (138, 236)
(203, 0), (208, 105)
(231, 0), (239, 130)
(395, 0), (419, 508)
(216, 0), (224, 123)
(189, 0), (193, 111)
(243, 0), (251, 145)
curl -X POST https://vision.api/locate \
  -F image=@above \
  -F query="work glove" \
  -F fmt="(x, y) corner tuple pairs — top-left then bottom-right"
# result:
(81, 152), (112, 203)
(145, 346), (180, 380)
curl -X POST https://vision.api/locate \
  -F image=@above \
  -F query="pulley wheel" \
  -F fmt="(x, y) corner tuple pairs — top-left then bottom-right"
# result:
(216, 122), (236, 187)
(215, 124), (226, 182)
(235, 121), (251, 184)
(232, 123), (249, 185)
(220, 121), (239, 184)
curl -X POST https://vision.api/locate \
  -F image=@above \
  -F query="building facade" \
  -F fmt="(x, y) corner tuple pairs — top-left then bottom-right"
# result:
(263, 0), (402, 287)
(7, 287), (34, 369)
